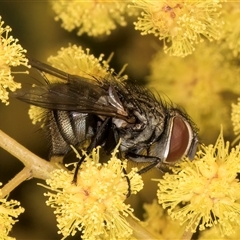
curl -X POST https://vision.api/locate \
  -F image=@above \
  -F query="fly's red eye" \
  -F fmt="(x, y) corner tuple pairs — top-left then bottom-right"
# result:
(166, 116), (190, 163)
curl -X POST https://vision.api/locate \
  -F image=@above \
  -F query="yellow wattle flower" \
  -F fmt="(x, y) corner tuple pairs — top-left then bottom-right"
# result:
(157, 129), (240, 236)
(50, 1), (139, 37)
(0, 16), (29, 105)
(42, 146), (143, 239)
(132, 0), (223, 57)
(0, 183), (25, 240)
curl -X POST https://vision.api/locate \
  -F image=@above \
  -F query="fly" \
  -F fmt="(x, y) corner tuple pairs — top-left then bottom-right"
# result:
(14, 57), (199, 183)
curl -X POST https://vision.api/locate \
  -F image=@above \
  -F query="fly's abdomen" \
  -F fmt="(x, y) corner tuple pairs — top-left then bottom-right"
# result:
(47, 110), (94, 156)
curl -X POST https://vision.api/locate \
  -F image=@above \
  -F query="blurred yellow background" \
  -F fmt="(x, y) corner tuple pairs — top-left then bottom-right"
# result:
(0, 1), (239, 239)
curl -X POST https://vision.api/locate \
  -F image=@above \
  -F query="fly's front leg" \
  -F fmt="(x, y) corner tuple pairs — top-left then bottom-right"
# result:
(105, 126), (131, 197)
(126, 152), (161, 174)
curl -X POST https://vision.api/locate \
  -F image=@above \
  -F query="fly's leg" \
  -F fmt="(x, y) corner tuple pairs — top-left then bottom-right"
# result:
(72, 117), (111, 184)
(126, 152), (161, 174)
(122, 167), (131, 198)
(112, 134), (131, 198)
(137, 161), (160, 174)
(72, 155), (86, 184)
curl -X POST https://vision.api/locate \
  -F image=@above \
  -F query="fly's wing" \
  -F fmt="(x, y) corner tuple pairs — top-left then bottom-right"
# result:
(15, 82), (117, 115)
(13, 57), (129, 120)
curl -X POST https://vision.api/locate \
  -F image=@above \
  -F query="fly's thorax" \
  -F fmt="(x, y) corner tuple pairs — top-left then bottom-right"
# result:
(112, 102), (167, 153)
